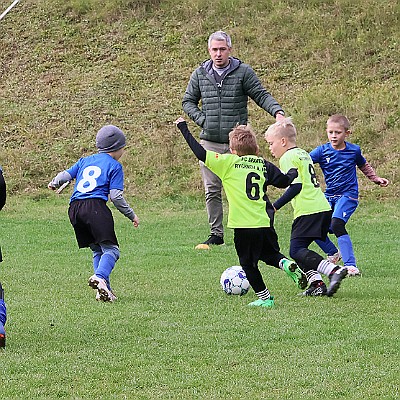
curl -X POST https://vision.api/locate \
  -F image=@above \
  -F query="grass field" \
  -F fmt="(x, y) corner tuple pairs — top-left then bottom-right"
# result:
(0, 195), (398, 399)
(1, 1), (399, 397)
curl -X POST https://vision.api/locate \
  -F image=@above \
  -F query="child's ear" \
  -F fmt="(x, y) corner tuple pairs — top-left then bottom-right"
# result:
(281, 136), (287, 147)
(346, 130), (352, 136)
(230, 148), (237, 154)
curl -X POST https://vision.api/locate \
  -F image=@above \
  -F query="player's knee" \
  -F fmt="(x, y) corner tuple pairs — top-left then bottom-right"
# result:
(291, 248), (322, 271)
(290, 248), (309, 265)
(331, 218), (347, 237)
(100, 244), (120, 261)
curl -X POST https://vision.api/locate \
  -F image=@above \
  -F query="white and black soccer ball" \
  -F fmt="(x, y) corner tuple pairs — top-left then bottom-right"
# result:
(220, 266), (250, 296)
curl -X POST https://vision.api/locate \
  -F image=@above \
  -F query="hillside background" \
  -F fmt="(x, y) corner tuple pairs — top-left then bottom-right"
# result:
(1, 0), (399, 200)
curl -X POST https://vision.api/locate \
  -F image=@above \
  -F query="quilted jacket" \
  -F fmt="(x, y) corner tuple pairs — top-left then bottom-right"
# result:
(182, 57), (283, 143)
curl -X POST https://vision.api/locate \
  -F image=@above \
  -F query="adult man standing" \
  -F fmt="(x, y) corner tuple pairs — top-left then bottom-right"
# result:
(182, 30), (286, 247)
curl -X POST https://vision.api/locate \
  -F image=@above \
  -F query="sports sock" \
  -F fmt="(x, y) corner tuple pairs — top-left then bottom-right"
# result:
(255, 288), (271, 301)
(337, 234), (356, 266)
(92, 252), (101, 272)
(315, 237), (338, 256)
(317, 260), (338, 276)
(95, 254), (116, 283)
(0, 300), (6, 326)
(305, 270), (323, 284)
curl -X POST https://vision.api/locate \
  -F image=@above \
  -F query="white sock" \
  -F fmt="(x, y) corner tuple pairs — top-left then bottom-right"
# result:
(317, 260), (337, 276)
(256, 288), (271, 300)
(305, 270), (323, 283)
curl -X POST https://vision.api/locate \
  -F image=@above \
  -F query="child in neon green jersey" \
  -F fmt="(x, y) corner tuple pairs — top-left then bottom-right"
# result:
(265, 117), (347, 297)
(175, 117), (307, 308)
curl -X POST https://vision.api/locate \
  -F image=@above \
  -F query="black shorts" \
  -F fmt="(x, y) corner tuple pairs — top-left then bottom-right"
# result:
(290, 210), (332, 241)
(68, 198), (118, 248)
(234, 227), (281, 267)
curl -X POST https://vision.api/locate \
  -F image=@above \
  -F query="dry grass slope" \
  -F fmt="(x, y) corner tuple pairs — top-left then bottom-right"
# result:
(0, 0), (399, 199)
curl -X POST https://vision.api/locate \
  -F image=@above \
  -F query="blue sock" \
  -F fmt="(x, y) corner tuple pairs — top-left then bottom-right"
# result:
(315, 237), (338, 256)
(92, 252), (101, 273)
(337, 234), (356, 266)
(0, 300), (7, 327)
(95, 254), (116, 287)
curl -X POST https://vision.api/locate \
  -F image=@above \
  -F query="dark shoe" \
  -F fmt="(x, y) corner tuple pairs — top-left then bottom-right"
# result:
(299, 281), (327, 296)
(202, 235), (224, 246)
(326, 267), (348, 297)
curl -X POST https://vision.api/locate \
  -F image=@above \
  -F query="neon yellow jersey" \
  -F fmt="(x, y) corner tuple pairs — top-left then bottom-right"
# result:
(279, 148), (331, 219)
(205, 151), (275, 228)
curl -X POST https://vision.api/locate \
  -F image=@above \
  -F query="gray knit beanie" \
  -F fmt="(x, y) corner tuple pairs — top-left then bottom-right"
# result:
(96, 125), (126, 153)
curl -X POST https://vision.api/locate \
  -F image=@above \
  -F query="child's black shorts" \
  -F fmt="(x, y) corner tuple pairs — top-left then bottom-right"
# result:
(68, 198), (118, 248)
(290, 210), (332, 240)
(234, 227), (281, 266)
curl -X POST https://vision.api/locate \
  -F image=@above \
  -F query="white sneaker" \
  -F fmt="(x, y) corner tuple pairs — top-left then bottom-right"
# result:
(96, 290), (117, 302)
(327, 251), (341, 264)
(346, 266), (361, 276)
(88, 275), (113, 302)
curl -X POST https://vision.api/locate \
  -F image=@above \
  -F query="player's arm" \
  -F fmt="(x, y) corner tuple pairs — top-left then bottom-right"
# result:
(358, 162), (389, 187)
(48, 170), (72, 190)
(175, 118), (206, 162)
(273, 184), (302, 210)
(264, 160), (298, 188)
(0, 167), (6, 211)
(109, 189), (139, 227)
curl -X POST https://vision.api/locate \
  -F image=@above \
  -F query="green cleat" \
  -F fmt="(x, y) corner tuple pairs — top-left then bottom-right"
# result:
(248, 296), (275, 308)
(280, 258), (308, 290)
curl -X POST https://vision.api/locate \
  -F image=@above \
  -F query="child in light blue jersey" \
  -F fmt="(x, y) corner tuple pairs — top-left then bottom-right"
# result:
(310, 114), (389, 276)
(49, 125), (139, 302)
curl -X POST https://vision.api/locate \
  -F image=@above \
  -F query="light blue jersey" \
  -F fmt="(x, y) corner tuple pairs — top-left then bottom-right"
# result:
(310, 142), (366, 198)
(67, 153), (124, 203)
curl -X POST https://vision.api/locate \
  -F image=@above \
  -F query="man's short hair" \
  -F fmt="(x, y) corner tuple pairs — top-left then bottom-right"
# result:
(208, 31), (232, 48)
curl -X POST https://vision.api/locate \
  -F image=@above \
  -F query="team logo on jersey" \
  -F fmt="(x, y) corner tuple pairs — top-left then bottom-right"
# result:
(326, 157), (331, 163)
(215, 153), (219, 159)
(343, 212), (347, 217)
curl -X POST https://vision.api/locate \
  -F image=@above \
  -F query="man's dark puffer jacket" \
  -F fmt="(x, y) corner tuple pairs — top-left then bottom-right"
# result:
(182, 57), (283, 144)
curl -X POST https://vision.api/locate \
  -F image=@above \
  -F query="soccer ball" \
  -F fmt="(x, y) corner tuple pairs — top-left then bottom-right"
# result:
(220, 266), (250, 296)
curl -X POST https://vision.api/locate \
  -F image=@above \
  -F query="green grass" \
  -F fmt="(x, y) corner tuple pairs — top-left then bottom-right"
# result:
(0, 196), (399, 399)
(0, 1), (399, 397)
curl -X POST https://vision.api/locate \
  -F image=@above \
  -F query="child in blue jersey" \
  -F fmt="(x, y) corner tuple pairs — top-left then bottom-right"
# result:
(0, 166), (7, 348)
(49, 125), (139, 302)
(310, 114), (389, 276)
(265, 118), (347, 297)
(175, 117), (307, 308)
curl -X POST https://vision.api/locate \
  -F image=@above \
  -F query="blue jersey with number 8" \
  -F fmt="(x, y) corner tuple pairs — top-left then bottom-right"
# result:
(67, 153), (124, 203)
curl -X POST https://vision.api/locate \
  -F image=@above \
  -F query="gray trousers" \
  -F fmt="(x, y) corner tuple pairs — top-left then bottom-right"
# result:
(199, 139), (231, 237)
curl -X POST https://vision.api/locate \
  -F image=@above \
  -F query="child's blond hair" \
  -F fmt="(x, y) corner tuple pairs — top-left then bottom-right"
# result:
(229, 124), (258, 156)
(327, 114), (351, 131)
(265, 117), (297, 143)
